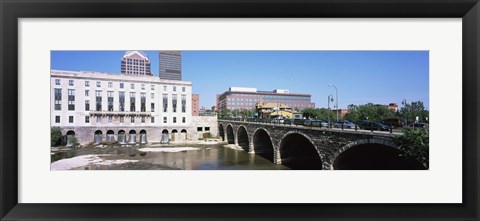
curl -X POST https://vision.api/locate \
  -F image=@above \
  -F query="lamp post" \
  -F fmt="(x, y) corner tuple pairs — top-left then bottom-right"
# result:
(328, 84), (338, 122)
(402, 98), (407, 126)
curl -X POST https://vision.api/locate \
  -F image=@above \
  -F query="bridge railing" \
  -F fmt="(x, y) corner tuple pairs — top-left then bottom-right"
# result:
(218, 118), (399, 135)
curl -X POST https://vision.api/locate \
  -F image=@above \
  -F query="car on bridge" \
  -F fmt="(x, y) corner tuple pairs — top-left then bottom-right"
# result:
(310, 120), (329, 127)
(357, 120), (392, 131)
(333, 120), (356, 129)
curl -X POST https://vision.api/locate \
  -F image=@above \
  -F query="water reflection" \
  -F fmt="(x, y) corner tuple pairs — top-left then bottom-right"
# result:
(51, 144), (290, 170)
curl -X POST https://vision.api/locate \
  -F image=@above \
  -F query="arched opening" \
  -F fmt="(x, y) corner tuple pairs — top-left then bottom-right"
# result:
(333, 143), (424, 170)
(172, 129), (178, 141)
(161, 129), (169, 144)
(66, 130), (75, 147)
(118, 130), (126, 144)
(252, 129), (274, 162)
(237, 126), (249, 152)
(280, 133), (322, 170)
(181, 129), (187, 141)
(226, 125), (234, 144)
(128, 130), (137, 144)
(106, 130), (115, 143)
(219, 124), (225, 141)
(139, 130), (147, 144)
(94, 130), (103, 144)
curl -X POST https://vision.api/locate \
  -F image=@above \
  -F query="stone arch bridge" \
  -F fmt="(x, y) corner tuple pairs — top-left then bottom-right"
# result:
(218, 120), (421, 170)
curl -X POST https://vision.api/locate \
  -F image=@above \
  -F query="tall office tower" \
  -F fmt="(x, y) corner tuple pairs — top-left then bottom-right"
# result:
(159, 51), (182, 80)
(121, 51), (152, 76)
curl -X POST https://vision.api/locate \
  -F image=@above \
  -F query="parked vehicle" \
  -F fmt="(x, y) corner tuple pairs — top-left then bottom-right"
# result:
(293, 119), (304, 125)
(382, 118), (404, 128)
(303, 119), (312, 126)
(357, 120), (392, 131)
(333, 120), (356, 129)
(283, 119), (293, 125)
(310, 120), (329, 127)
(404, 122), (429, 129)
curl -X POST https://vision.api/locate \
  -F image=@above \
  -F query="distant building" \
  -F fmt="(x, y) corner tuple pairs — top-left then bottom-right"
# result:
(192, 94), (199, 116)
(331, 109), (350, 120)
(120, 51), (152, 76)
(159, 51), (182, 80)
(216, 87), (315, 112)
(256, 102), (293, 119)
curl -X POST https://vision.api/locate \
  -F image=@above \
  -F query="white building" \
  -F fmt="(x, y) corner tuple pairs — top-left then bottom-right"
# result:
(51, 69), (216, 146)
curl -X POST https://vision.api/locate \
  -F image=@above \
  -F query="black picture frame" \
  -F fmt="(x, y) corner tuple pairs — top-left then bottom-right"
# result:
(1, 0), (479, 220)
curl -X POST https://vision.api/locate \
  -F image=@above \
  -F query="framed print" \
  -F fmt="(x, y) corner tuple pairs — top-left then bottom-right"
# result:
(1, 0), (479, 220)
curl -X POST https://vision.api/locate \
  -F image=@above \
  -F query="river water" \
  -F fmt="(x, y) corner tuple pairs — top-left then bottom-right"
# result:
(51, 143), (290, 170)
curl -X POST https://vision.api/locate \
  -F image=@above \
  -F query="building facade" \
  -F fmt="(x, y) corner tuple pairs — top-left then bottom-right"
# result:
(159, 51), (182, 80)
(216, 87), (315, 112)
(120, 51), (152, 76)
(192, 94), (199, 116)
(51, 69), (198, 145)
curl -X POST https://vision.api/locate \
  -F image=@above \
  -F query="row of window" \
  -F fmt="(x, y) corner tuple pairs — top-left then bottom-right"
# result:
(226, 96), (310, 102)
(54, 89), (187, 112)
(54, 79), (187, 92)
(54, 116), (187, 124)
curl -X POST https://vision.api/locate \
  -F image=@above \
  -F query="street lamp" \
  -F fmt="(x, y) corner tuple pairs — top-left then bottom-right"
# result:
(402, 98), (408, 126)
(328, 84), (339, 122)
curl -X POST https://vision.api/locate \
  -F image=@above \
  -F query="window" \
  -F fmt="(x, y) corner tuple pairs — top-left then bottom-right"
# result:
(55, 79), (60, 85)
(85, 90), (90, 97)
(69, 80), (74, 86)
(141, 116), (145, 123)
(120, 83), (124, 89)
(172, 94), (177, 112)
(163, 117), (167, 123)
(182, 117), (185, 123)
(107, 91), (114, 111)
(151, 85), (155, 90)
(96, 81), (101, 87)
(119, 92), (125, 111)
(205, 127), (210, 132)
(120, 116), (124, 123)
(131, 84), (135, 89)
(130, 92), (136, 112)
(197, 127), (202, 132)
(54, 88), (62, 110)
(108, 82), (112, 88)
(96, 90), (102, 111)
(85, 100), (90, 111)
(55, 116), (60, 123)
(108, 116), (112, 123)
(163, 86), (167, 91)
(131, 117), (135, 123)
(85, 116), (90, 123)
(182, 87), (185, 92)
(173, 117), (176, 123)
(162, 94), (168, 112)
(151, 103), (155, 112)
(141, 84), (145, 90)
(68, 89), (75, 111)
(96, 117), (101, 123)
(151, 117), (155, 123)
(140, 93), (146, 112)
(151, 93), (154, 99)
(181, 94), (186, 113)
(85, 81), (89, 87)
(69, 116), (74, 123)
(173, 86), (176, 92)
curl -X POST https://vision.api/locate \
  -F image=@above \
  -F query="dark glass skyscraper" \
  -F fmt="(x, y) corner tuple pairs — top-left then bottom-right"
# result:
(159, 51), (182, 80)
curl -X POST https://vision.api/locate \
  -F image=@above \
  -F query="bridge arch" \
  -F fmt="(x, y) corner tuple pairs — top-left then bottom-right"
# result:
(218, 124), (225, 141)
(226, 124), (235, 144)
(236, 125), (249, 152)
(252, 128), (275, 162)
(279, 131), (323, 170)
(332, 138), (424, 170)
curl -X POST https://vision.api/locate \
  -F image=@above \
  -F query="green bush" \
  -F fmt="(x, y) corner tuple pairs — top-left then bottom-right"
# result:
(393, 126), (429, 169)
(51, 127), (63, 147)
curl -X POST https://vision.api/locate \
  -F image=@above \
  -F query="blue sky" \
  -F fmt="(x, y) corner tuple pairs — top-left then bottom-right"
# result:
(51, 51), (429, 110)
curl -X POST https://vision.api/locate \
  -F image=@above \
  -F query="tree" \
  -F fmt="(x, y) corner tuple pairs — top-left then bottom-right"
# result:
(301, 108), (317, 119)
(393, 126), (429, 169)
(51, 127), (63, 147)
(344, 103), (396, 122)
(218, 109), (231, 119)
(399, 101), (429, 124)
